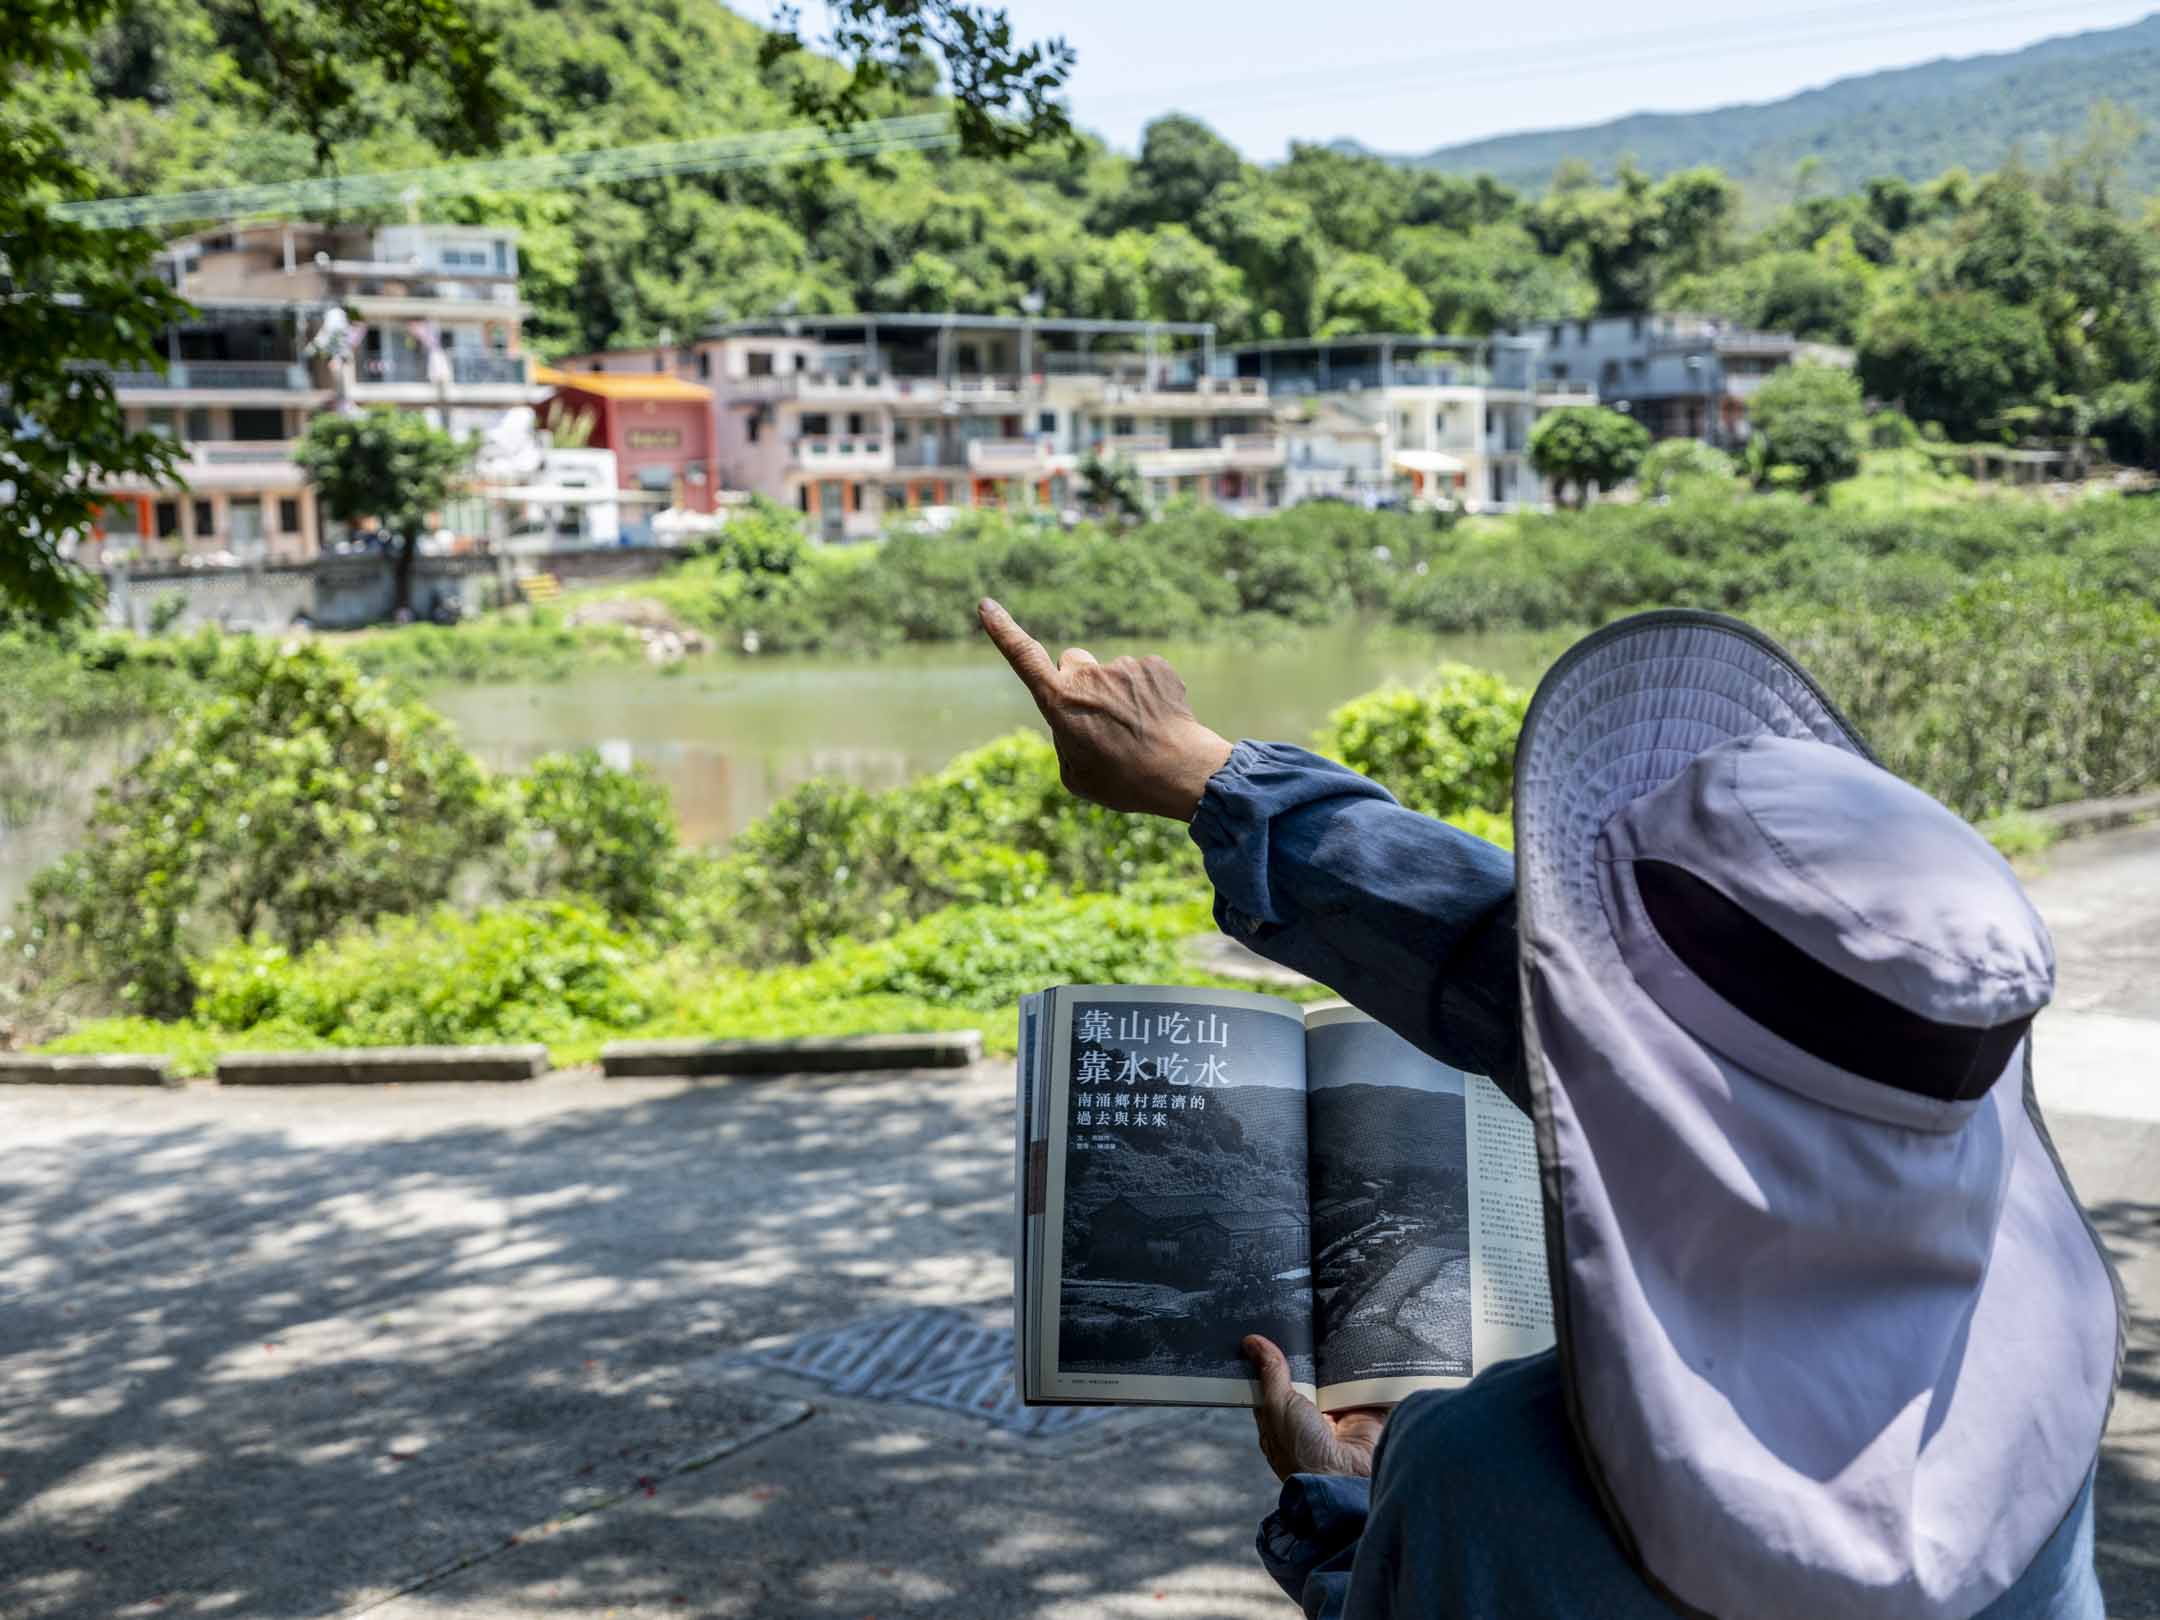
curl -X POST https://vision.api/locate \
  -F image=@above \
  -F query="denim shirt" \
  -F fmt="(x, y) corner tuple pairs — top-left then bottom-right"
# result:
(1187, 741), (2106, 1620)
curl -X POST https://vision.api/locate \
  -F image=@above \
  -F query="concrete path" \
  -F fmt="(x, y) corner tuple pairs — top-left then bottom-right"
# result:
(0, 821), (2153, 1619)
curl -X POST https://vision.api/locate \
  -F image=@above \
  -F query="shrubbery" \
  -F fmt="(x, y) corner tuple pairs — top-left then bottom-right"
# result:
(1315, 664), (1527, 823)
(1769, 576), (2160, 820)
(17, 639), (511, 1016)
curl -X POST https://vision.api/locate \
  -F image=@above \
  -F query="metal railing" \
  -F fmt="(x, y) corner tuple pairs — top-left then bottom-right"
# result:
(450, 352), (528, 386)
(100, 361), (310, 390)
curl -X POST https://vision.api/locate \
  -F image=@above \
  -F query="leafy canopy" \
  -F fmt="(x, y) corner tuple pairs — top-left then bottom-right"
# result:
(1526, 405), (1651, 507)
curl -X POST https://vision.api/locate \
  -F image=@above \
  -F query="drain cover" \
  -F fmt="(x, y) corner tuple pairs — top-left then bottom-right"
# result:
(741, 1308), (1114, 1438)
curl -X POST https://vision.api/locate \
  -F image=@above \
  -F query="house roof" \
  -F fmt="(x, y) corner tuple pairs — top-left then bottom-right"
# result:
(534, 365), (714, 403)
(1112, 1194), (1306, 1231)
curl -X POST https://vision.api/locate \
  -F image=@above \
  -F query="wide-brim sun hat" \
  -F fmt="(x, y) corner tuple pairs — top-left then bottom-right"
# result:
(1513, 609), (2121, 1620)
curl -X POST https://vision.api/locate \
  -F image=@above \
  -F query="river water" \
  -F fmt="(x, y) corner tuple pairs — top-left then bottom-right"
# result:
(0, 622), (1560, 913)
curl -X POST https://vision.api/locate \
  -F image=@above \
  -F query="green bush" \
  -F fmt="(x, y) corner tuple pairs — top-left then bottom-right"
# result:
(679, 730), (1206, 964)
(513, 749), (681, 925)
(16, 639), (511, 1016)
(1313, 663), (1529, 830)
(1769, 576), (2160, 820)
(194, 901), (658, 1049)
(1638, 438), (1738, 497)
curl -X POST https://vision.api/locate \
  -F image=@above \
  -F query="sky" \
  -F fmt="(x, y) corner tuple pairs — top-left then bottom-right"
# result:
(990, 0), (2160, 159)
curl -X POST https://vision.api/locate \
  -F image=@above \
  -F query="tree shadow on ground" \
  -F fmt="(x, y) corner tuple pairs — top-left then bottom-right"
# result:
(6, 1079), (2155, 1619)
(0, 1072), (1282, 1619)
(2091, 1196), (2160, 1619)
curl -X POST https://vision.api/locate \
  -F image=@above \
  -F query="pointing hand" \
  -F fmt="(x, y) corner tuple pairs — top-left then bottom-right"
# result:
(977, 597), (1233, 821)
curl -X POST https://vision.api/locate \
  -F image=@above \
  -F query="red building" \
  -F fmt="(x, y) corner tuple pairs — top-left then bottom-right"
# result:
(536, 366), (721, 515)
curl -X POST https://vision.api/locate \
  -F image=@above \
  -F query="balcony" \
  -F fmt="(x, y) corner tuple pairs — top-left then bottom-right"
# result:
(193, 439), (297, 464)
(794, 436), (893, 473)
(966, 438), (1064, 474)
(1097, 434), (1170, 458)
(450, 352), (529, 386)
(1098, 376), (1270, 409)
(734, 370), (899, 404)
(1223, 433), (1287, 468)
(360, 353), (431, 385)
(103, 361), (313, 391)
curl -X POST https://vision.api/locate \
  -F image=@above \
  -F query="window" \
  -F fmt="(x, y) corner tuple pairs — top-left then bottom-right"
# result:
(155, 500), (180, 538)
(1550, 363), (1569, 380)
(145, 408), (178, 438)
(748, 351), (774, 377)
(652, 353), (664, 372)
(1630, 316), (1645, 339)
(846, 412), (865, 436)
(231, 408), (284, 441)
(185, 408), (213, 441)
(1577, 320), (1593, 342)
(747, 414), (763, 445)
(493, 239), (509, 274)
(278, 498), (301, 533)
(801, 412), (831, 437)
(1037, 411), (1055, 435)
(1112, 415), (1134, 436)
(797, 486), (810, 513)
(192, 498), (214, 536)
(1549, 324), (1563, 347)
(957, 343), (979, 372)
(1484, 410), (1496, 436)
(1629, 358), (1646, 379)
(698, 351), (711, 379)
(228, 498), (264, 544)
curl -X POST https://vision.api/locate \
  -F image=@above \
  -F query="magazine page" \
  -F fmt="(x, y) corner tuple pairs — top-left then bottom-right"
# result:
(1304, 1006), (1480, 1409)
(1031, 985), (1315, 1407)
(1465, 1071), (1556, 1368)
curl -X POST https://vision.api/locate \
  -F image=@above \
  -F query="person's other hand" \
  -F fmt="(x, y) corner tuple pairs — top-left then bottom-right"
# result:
(977, 597), (1233, 821)
(1244, 1334), (1389, 1481)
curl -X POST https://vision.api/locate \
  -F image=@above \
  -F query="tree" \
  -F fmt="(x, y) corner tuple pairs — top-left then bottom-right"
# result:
(1746, 363), (1863, 497)
(1076, 452), (1147, 526)
(1858, 292), (2055, 442)
(1, 0), (507, 624)
(760, 1), (1075, 160)
(515, 750), (680, 925)
(1311, 255), (1432, 338)
(295, 410), (472, 617)
(1121, 114), (1244, 227)
(1392, 222), (1596, 335)
(1527, 406), (1650, 509)
(18, 639), (510, 1016)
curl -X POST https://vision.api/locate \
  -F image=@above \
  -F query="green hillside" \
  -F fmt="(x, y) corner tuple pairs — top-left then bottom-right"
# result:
(1368, 13), (2160, 197)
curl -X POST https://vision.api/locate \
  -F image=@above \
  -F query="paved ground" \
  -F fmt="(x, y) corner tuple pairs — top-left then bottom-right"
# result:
(0, 822), (2154, 1620)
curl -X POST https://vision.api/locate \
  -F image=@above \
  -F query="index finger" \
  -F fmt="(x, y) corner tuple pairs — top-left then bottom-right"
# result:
(978, 597), (1059, 701)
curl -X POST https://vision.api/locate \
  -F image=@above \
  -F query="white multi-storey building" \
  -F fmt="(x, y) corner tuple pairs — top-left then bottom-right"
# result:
(567, 313), (1287, 541)
(1221, 334), (1595, 513)
(86, 221), (548, 565)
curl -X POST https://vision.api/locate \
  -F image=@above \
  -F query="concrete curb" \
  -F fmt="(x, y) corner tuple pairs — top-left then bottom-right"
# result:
(216, 1045), (549, 1085)
(0, 1053), (178, 1087)
(2034, 789), (2160, 838)
(601, 1031), (982, 1079)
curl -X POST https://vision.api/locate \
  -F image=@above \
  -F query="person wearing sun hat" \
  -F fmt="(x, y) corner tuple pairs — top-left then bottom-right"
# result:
(980, 600), (2121, 1620)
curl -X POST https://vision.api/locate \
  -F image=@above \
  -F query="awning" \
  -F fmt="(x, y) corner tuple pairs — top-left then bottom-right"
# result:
(1393, 450), (1467, 476)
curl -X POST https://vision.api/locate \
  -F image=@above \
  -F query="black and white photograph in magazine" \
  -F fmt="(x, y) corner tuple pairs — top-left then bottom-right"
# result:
(1052, 993), (1316, 1387)
(1307, 1010), (1474, 1385)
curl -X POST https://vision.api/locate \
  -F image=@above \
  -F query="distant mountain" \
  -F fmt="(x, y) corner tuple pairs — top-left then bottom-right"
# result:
(1347, 14), (2160, 197)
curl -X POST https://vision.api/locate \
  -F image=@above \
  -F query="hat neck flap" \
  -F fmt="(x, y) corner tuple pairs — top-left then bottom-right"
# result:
(1512, 611), (2120, 1620)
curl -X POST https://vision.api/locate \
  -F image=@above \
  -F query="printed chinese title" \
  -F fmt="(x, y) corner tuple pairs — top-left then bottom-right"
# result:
(1073, 1008), (1234, 1145)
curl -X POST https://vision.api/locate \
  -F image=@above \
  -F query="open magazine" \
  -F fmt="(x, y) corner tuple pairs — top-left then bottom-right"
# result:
(1015, 985), (1554, 1411)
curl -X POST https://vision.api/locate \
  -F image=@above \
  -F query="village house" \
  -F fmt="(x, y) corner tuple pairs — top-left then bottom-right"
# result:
(1092, 1193), (1309, 1279)
(562, 313), (1287, 540)
(1507, 312), (1857, 446)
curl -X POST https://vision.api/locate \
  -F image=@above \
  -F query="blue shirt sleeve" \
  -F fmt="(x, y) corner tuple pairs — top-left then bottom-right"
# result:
(1188, 740), (1528, 1108)
(1258, 1473), (1371, 1620)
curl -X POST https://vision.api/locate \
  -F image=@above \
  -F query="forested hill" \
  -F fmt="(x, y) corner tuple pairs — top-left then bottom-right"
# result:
(36, 0), (2160, 455)
(1358, 13), (2160, 197)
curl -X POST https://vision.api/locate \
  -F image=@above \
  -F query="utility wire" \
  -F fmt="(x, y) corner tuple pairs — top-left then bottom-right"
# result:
(50, 114), (959, 230)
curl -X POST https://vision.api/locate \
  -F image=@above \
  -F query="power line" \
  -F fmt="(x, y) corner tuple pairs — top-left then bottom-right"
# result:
(1090, 0), (2151, 128)
(50, 115), (960, 230)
